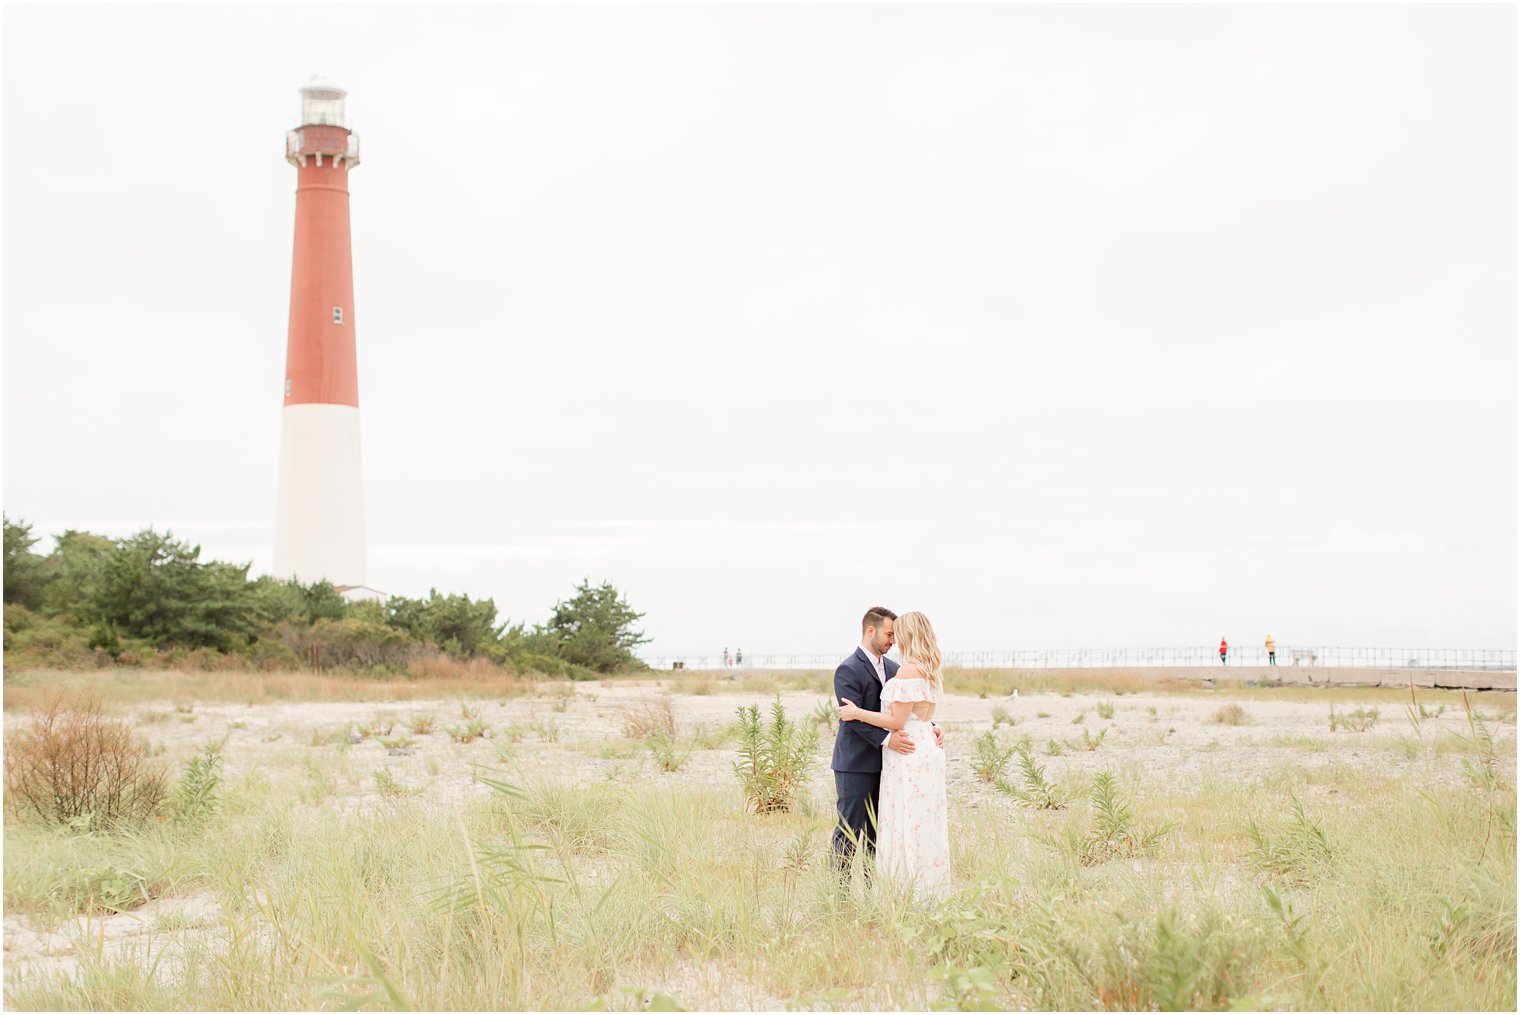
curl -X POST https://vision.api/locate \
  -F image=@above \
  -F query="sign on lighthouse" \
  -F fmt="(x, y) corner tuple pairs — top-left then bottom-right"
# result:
(273, 78), (370, 592)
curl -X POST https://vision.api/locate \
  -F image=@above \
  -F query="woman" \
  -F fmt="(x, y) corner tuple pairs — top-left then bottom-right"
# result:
(837, 611), (950, 897)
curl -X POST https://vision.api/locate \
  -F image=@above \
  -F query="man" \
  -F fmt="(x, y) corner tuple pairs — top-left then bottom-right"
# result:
(830, 606), (944, 882)
(1265, 634), (1277, 666)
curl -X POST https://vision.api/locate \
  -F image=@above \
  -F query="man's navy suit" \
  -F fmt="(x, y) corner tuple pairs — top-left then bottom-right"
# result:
(830, 647), (898, 870)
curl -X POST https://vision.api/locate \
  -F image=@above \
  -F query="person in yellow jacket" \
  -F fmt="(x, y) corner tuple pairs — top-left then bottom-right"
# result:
(1265, 634), (1277, 666)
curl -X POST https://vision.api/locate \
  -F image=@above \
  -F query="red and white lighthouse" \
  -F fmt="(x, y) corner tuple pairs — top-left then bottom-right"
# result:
(273, 78), (369, 588)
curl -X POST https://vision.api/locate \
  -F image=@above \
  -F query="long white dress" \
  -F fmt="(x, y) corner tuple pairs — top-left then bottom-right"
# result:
(875, 676), (950, 897)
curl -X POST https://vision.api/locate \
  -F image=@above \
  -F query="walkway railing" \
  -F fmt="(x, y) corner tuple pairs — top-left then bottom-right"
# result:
(643, 646), (1516, 672)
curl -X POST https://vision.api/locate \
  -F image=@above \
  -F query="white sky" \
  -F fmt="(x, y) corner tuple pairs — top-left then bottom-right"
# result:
(3, 3), (1515, 656)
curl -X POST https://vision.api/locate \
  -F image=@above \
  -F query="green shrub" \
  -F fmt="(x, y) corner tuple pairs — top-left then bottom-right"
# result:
(386, 588), (505, 658)
(1045, 771), (1175, 867)
(734, 697), (817, 813)
(276, 618), (419, 670)
(997, 740), (1068, 809)
(647, 729), (691, 773)
(972, 731), (1017, 782)
(171, 740), (225, 824)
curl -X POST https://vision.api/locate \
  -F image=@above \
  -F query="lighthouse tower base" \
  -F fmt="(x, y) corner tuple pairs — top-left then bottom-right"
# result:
(273, 403), (369, 587)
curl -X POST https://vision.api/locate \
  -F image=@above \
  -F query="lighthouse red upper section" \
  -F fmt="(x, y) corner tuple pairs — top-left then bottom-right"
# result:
(283, 85), (360, 409)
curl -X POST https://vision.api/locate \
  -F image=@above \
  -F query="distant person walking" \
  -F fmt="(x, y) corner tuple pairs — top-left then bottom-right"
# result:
(1265, 634), (1277, 666)
(735, 648), (743, 666)
(1219, 638), (1229, 665)
(723, 647), (731, 668)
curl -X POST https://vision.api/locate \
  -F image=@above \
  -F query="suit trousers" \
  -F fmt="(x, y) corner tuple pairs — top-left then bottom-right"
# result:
(832, 769), (881, 872)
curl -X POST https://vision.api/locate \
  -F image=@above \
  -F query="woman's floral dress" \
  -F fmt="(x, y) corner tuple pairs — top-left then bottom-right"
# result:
(876, 676), (950, 897)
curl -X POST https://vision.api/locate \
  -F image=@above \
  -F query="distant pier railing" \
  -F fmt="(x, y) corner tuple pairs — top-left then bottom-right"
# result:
(644, 647), (1517, 672)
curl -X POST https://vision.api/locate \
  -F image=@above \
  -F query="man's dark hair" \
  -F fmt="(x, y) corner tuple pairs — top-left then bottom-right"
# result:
(861, 606), (897, 634)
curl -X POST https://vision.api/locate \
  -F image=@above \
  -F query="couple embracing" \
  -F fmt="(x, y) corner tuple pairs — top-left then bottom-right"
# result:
(830, 606), (950, 897)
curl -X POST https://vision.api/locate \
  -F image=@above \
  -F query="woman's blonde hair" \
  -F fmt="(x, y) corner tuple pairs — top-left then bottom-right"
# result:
(895, 611), (943, 690)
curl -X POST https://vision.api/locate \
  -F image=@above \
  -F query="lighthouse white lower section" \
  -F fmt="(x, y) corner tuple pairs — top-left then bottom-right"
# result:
(273, 403), (368, 587)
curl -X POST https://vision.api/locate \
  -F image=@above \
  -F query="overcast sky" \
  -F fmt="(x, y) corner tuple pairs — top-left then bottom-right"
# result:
(3, 3), (1515, 656)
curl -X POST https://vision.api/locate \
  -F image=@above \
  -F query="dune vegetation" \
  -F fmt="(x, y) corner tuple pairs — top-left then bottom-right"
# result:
(3, 669), (1514, 1011)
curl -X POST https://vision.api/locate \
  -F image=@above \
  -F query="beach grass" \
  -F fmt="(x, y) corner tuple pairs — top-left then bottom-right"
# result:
(2, 670), (1514, 1010)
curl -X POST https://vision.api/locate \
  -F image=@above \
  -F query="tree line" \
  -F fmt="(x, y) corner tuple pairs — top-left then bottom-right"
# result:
(2, 515), (648, 676)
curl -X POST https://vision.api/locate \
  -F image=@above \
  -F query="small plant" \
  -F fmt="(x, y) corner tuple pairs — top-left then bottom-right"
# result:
(1045, 738), (1066, 757)
(810, 698), (838, 727)
(1329, 704), (1378, 732)
(1071, 712), (1087, 725)
(997, 740), (1068, 809)
(459, 701), (480, 720)
(547, 683), (576, 713)
(990, 706), (1015, 728)
(449, 718), (490, 743)
(971, 731), (1017, 782)
(690, 723), (732, 750)
(1036, 711), (1051, 719)
(1096, 701), (1115, 720)
(171, 739), (225, 823)
(357, 716), (395, 739)
(734, 696), (818, 813)
(408, 714), (437, 735)
(1213, 704), (1248, 726)
(1247, 794), (1333, 883)
(1072, 727), (1108, 752)
(620, 697), (677, 739)
(780, 829), (813, 873)
(378, 735), (417, 751)
(1146, 705), (1158, 720)
(374, 767), (418, 799)
(1054, 771), (1175, 867)
(1455, 694), (1506, 792)
(528, 718), (561, 743)
(647, 729), (692, 773)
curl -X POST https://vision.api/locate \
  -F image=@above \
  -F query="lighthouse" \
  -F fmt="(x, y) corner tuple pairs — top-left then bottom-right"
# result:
(272, 78), (370, 591)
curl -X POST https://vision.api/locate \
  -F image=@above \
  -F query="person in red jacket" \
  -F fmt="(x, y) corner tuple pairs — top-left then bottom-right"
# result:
(1219, 638), (1229, 665)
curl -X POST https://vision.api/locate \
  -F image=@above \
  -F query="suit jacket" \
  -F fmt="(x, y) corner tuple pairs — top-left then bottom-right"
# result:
(830, 647), (900, 773)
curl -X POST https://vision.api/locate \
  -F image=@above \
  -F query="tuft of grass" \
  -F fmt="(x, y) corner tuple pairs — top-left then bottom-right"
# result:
(1213, 704), (1248, 726)
(1329, 705), (1379, 732)
(1247, 794), (1333, 883)
(408, 714), (438, 735)
(620, 697), (677, 739)
(374, 766), (420, 799)
(1096, 701), (1116, 720)
(1071, 711), (1087, 725)
(448, 718), (490, 743)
